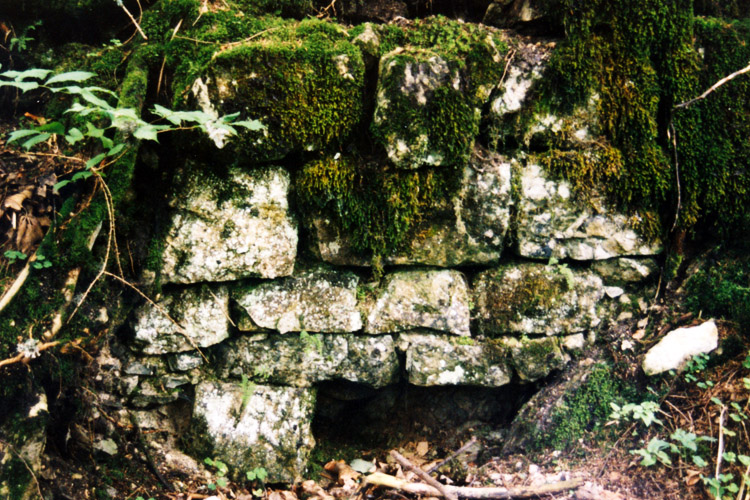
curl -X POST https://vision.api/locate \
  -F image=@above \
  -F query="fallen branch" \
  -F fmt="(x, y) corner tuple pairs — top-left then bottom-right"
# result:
(365, 472), (584, 499)
(390, 450), (458, 500)
(674, 60), (750, 110)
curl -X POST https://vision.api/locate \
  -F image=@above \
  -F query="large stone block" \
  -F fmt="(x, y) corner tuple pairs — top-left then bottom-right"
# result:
(473, 262), (604, 336)
(515, 163), (661, 261)
(160, 165), (297, 284)
(397, 332), (512, 387)
(308, 148), (512, 267)
(366, 269), (471, 336)
(190, 381), (316, 483)
(216, 334), (399, 388)
(232, 266), (362, 334)
(131, 285), (229, 355)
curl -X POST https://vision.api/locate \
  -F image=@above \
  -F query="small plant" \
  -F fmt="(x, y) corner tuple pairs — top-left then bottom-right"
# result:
(253, 364), (272, 382)
(204, 457), (229, 491)
(9, 21), (41, 53)
(32, 254), (52, 269)
(239, 374), (256, 416)
(246, 466), (268, 496)
(300, 329), (324, 354)
(547, 256), (575, 289)
(4, 250), (27, 264)
(610, 401), (663, 427)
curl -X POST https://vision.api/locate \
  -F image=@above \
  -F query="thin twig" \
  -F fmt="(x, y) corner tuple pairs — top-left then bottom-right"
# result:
(674, 61), (750, 110)
(716, 406), (726, 480)
(668, 118), (681, 233)
(117, 1), (148, 40)
(426, 437), (477, 474)
(0, 438), (44, 499)
(390, 450), (458, 500)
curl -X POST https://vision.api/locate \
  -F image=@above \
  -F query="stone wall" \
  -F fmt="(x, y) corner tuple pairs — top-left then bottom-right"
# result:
(114, 18), (661, 483)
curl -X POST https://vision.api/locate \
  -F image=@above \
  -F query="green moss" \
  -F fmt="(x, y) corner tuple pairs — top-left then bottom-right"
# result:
(369, 17), (507, 168)
(205, 20), (365, 160)
(479, 266), (569, 335)
(296, 154), (461, 266)
(538, 363), (625, 451)
(685, 251), (750, 333)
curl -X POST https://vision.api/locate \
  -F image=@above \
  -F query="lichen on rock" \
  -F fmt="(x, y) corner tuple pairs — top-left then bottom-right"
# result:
(188, 381), (316, 483)
(397, 331), (512, 387)
(160, 164), (297, 284)
(366, 269), (471, 336)
(232, 266), (362, 334)
(473, 262), (604, 337)
(131, 284), (229, 354)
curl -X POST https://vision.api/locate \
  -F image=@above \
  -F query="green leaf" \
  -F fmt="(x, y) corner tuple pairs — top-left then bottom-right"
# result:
(85, 153), (107, 169)
(53, 180), (71, 191)
(711, 397), (723, 406)
(739, 455), (750, 467)
(133, 125), (161, 142)
(693, 455), (708, 467)
(7, 129), (39, 144)
(152, 104), (181, 125)
(723, 452), (737, 463)
(1, 68), (51, 80)
(0, 81), (40, 92)
(207, 483), (216, 491)
(45, 71), (96, 85)
(65, 127), (84, 144)
(108, 143), (125, 156)
(21, 132), (50, 149)
(217, 477), (228, 487)
(221, 111), (241, 122)
(234, 119), (265, 131)
(36, 121), (66, 135)
(72, 170), (94, 181)
(79, 88), (113, 109)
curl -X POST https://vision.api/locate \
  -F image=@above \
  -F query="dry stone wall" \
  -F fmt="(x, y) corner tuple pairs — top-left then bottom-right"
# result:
(117, 20), (662, 483)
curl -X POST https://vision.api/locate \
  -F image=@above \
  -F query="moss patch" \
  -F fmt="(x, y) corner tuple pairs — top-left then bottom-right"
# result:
(296, 154), (461, 267)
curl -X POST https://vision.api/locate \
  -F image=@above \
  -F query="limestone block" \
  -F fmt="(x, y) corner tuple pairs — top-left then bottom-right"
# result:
(515, 163), (662, 261)
(190, 381), (316, 483)
(308, 148), (512, 267)
(643, 321), (719, 376)
(131, 285), (229, 354)
(592, 257), (659, 284)
(160, 165), (297, 284)
(216, 334), (400, 388)
(366, 269), (471, 336)
(397, 332), (512, 387)
(232, 266), (362, 334)
(473, 262), (604, 336)
(504, 336), (568, 382)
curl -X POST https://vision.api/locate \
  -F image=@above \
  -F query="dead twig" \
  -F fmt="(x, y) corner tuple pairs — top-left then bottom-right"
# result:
(390, 450), (458, 500)
(117, 0), (149, 40)
(674, 61), (750, 110)
(365, 472), (584, 499)
(426, 437), (478, 474)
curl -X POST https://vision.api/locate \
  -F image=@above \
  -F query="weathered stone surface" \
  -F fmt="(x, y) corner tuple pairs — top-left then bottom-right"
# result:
(489, 40), (550, 119)
(643, 320), (719, 376)
(366, 269), (471, 336)
(131, 285), (229, 354)
(504, 336), (568, 382)
(0, 388), (48, 500)
(515, 163), (662, 261)
(371, 28), (503, 169)
(483, 0), (560, 28)
(168, 352), (204, 372)
(190, 381), (316, 483)
(160, 166), (297, 284)
(592, 257), (659, 284)
(309, 148), (512, 267)
(216, 334), (399, 388)
(129, 378), (190, 408)
(523, 94), (602, 149)
(473, 262), (604, 336)
(397, 332), (512, 387)
(194, 22), (365, 160)
(233, 266), (362, 334)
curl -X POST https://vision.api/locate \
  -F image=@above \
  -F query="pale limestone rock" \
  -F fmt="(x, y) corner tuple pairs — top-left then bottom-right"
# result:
(190, 381), (316, 483)
(504, 336), (568, 382)
(308, 148), (512, 267)
(216, 334), (399, 388)
(131, 285), (229, 354)
(366, 269), (471, 336)
(232, 266), (362, 334)
(160, 165), (297, 284)
(168, 352), (203, 372)
(397, 332), (512, 387)
(592, 257), (659, 283)
(643, 321), (719, 376)
(473, 262), (604, 336)
(516, 163), (662, 261)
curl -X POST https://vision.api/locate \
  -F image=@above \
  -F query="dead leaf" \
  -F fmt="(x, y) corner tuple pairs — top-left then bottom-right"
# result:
(299, 479), (335, 500)
(3, 188), (33, 211)
(416, 441), (429, 457)
(269, 490), (298, 500)
(685, 470), (702, 486)
(324, 460), (360, 490)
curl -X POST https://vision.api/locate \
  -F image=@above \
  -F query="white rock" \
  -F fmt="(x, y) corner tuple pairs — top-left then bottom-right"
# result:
(605, 286), (624, 298)
(642, 321), (719, 375)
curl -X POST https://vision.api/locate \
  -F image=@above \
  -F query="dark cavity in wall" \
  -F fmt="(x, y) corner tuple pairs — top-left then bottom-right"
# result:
(311, 379), (538, 458)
